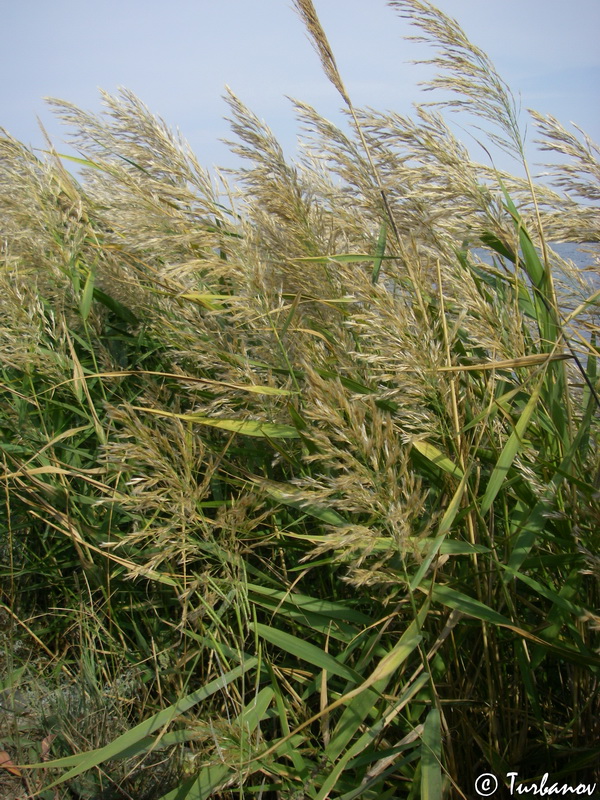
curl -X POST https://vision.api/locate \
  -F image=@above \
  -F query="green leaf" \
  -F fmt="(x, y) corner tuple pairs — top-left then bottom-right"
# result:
(253, 622), (363, 684)
(430, 584), (511, 627)
(172, 687), (274, 799)
(50, 151), (105, 171)
(294, 253), (396, 264)
(320, 671), (429, 799)
(505, 402), (594, 577)
(514, 640), (545, 731)
(501, 565), (586, 618)
(258, 479), (348, 526)
(410, 472), (469, 590)
(479, 231), (517, 263)
(131, 407), (301, 438)
(79, 267), (95, 321)
(268, 665), (318, 797)
(247, 584), (372, 625)
(480, 382), (541, 516)
(326, 608), (428, 766)
(92, 287), (139, 324)
(412, 440), (464, 480)
(415, 538), (490, 556)
(33, 659), (257, 788)
(421, 709), (443, 800)
(158, 764), (231, 800)
(239, 686), (274, 734)
(372, 221), (387, 284)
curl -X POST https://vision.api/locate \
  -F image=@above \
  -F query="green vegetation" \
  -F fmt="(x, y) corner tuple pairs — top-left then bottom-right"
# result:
(1, 1), (599, 797)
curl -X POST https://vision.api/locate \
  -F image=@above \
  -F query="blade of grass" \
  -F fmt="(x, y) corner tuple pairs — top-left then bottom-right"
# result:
(372, 221), (387, 284)
(421, 708), (443, 800)
(130, 407), (301, 438)
(480, 380), (542, 516)
(26, 658), (258, 787)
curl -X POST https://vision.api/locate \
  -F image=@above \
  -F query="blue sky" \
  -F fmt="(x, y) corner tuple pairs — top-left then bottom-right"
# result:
(2, 1), (599, 179)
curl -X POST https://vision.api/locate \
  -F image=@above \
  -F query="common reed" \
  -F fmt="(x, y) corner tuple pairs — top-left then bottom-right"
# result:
(1, 1), (598, 797)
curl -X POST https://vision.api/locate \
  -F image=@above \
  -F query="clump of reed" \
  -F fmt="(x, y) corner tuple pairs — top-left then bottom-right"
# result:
(1, 0), (598, 797)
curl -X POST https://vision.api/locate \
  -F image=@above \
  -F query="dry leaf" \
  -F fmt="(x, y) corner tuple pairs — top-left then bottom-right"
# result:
(0, 750), (22, 777)
(41, 734), (56, 761)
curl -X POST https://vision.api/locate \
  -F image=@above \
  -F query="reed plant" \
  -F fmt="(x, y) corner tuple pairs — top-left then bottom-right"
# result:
(1, 1), (599, 797)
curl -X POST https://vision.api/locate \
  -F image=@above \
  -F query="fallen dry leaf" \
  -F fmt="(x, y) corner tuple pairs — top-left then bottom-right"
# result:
(41, 734), (56, 761)
(0, 749), (22, 777)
